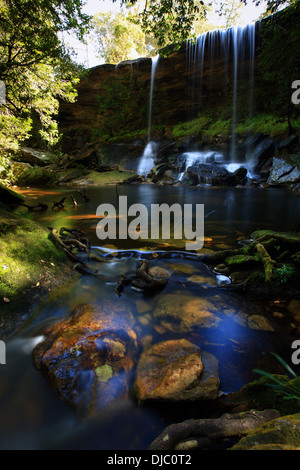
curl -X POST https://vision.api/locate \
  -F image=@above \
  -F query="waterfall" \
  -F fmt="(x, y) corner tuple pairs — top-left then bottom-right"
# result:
(137, 55), (160, 177)
(186, 23), (258, 166)
(230, 24), (256, 162)
(230, 26), (241, 162)
(147, 55), (160, 143)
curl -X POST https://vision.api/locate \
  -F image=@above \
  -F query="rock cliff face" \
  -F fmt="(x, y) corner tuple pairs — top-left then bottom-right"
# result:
(58, 37), (257, 154)
(54, 6), (300, 189)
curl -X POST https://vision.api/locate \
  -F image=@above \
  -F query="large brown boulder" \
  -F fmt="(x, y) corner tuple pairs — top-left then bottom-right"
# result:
(32, 302), (138, 416)
(134, 339), (219, 402)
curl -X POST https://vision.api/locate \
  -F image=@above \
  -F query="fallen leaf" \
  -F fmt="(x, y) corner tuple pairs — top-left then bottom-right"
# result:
(3, 298), (10, 303)
(50, 263), (55, 267)
(36, 282), (40, 287)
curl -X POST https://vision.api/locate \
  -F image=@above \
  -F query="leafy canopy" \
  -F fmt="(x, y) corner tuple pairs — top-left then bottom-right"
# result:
(91, 11), (157, 64)
(111, 0), (293, 46)
(0, 0), (90, 150)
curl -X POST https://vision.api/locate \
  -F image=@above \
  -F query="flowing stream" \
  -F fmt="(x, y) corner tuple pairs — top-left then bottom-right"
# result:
(0, 185), (299, 450)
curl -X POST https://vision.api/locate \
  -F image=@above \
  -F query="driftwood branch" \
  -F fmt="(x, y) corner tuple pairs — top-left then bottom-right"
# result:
(115, 260), (168, 296)
(149, 409), (280, 451)
(77, 188), (89, 202)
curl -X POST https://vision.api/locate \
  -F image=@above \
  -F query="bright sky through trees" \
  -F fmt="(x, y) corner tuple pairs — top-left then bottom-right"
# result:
(66, 0), (269, 67)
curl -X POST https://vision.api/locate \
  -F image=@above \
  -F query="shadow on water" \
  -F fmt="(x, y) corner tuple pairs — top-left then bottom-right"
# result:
(0, 185), (299, 449)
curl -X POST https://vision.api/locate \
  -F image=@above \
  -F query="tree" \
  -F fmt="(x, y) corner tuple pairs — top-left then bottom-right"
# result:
(112, 0), (294, 46)
(0, 0), (90, 149)
(213, 0), (243, 28)
(257, 2), (300, 132)
(91, 11), (156, 64)
(119, 0), (208, 46)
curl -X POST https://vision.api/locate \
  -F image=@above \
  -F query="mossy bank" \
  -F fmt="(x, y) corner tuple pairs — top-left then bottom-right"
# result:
(0, 204), (72, 339)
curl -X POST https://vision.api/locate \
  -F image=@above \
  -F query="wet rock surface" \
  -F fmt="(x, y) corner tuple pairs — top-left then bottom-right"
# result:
(32, 302), (138, 416)
(268, 157), (300, 186)
(153, 293), (222, 333)
(134, 339), (219, 402)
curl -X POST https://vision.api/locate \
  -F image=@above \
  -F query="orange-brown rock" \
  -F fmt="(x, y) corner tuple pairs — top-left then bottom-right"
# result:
(32, 301), (138, 416)
(134, 339), (219, 402)
(153, 293), (222, 333)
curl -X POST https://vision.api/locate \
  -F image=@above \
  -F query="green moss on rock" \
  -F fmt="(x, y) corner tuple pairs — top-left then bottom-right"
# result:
(230, 413), (300, 450)
(0, 210), (66, 301)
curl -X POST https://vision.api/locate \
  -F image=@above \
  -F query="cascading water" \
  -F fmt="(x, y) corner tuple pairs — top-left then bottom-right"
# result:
(137, 55), (160, 177)
(230, 24), (256, 164)
(230, 26), (241, 162)
(183, 22), (258, 180)
(178, 150), (225, 181)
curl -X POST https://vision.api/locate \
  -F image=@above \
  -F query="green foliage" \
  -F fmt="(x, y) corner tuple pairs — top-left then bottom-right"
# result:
(274, 264), (296, 284)
(203, 118), (232, 138)
(235, 115), (300, 137)
(214, 0), (243, 28)
(117, 0), (290, 47)
(254, 352), (300, 402)
(97, 75), (148, 136)
(257, 3), (300, 126)
(0, 115), (32, 150)
(129, 0), (208, 47)
(171, 116), (213, 138)
(170, 115), (233, 139)
(170, 113), (300, 141)
(91, 11), (158, 64)
(0, 0), (90, 150)
(0, 211), (66, 300)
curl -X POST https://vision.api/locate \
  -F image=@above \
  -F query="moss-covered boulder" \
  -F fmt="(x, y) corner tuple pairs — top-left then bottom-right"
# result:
(230, 413), (300, 450)
(9, 161), (55, 186)
(32, 302), (138, 416)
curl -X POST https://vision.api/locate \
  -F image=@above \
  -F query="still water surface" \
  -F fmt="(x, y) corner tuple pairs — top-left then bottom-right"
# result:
(0, 185), (299, 449)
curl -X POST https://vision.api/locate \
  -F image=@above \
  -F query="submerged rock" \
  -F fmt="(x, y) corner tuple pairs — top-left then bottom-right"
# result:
(32, 302), (138, 416)
(248, 314), (275, 332)
(148, 266), (171, 280)
(134, 339), (219, 402)
(153, 293), (222, 333)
